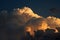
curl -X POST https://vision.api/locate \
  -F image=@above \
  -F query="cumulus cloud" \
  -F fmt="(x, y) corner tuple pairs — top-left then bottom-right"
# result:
(0, 7), (60, 38)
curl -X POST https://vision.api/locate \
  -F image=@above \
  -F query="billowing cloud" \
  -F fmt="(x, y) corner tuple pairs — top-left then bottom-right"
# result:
(0, 7), (60, 39)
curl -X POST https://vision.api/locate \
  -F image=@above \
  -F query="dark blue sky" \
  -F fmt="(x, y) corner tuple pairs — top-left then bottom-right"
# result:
(0, 0), (60, 17)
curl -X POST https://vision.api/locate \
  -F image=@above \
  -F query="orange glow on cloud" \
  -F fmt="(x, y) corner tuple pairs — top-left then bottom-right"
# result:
(5, 7), (60, 36)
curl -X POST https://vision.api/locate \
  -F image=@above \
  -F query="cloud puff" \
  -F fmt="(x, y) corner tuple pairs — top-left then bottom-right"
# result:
(46, 16), (60, 28)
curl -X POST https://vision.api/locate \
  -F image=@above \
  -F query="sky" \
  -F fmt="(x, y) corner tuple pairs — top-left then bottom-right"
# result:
(0, 0), (60, 17)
